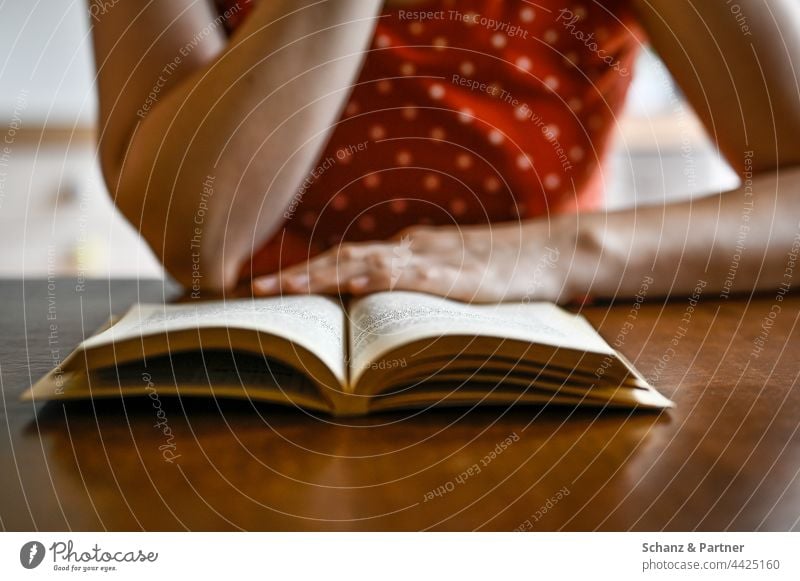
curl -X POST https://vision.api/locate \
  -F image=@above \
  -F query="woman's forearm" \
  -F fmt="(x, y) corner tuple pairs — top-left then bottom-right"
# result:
(561, 165), (800, 300)
(115, 0), (381, 291)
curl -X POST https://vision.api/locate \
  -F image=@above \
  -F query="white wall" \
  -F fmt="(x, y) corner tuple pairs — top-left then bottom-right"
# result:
(0, 1), (164, 278)
(0, 0), (97, 127)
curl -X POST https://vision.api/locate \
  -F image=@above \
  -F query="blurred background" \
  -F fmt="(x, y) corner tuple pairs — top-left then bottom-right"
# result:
(0, 1), (739, 280)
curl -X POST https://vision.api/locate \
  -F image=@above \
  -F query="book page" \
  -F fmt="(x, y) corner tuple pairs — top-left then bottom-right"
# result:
(79, 296), (347, 382)
(348, 291), (614, 384)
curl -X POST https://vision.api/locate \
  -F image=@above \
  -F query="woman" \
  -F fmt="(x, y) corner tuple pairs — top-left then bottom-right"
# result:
(91, 0), (800, 303)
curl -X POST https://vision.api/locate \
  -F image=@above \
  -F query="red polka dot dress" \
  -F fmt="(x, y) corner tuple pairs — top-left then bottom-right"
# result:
(216, 0), (645, 280)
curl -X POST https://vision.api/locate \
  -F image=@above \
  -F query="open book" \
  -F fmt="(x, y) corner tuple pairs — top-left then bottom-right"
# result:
(24, 291), (673, 416)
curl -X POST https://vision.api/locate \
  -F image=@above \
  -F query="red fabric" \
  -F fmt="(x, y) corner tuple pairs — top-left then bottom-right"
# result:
(217, 1), (644, 280)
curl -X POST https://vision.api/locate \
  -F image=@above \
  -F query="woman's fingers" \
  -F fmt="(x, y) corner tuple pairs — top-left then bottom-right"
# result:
(252, 263), (316, 295)
(252, 242), (392, 296)
(347, 260), (458, 298)
(251, 275), (280, 295)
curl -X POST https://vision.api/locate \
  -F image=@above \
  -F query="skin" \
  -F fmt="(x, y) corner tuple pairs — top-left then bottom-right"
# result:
(93, 0), (383, 290)
(92, 0), (800, 303)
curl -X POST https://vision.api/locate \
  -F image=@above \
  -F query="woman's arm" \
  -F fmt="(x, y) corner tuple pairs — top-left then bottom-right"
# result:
(92, 0), (381, 292)
(569, 0), (800, 299)
(566, 168), (800, 299)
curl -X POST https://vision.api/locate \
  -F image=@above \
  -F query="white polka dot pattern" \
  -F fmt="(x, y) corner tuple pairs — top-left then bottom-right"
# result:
(239, 0), (643, 273)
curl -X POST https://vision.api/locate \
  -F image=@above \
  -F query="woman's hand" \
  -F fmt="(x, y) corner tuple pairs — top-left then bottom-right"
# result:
(252, 219), (576, 303)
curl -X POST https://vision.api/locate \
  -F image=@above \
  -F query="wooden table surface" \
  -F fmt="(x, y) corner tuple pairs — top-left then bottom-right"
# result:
(1, 279), (799, 531)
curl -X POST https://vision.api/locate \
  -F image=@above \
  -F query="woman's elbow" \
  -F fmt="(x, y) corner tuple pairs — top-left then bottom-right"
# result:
(103, 161), (238, 294)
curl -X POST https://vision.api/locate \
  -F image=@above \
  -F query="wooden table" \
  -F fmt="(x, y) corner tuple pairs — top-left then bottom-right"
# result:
(1, 279), (799, 531)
